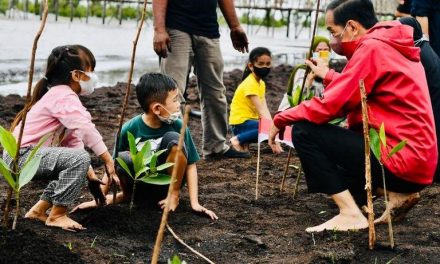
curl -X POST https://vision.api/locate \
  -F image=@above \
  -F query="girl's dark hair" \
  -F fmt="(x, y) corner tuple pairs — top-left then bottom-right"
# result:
(135, 73), (177, 113)
(242, 47), (271, 81)
(11, 45), (95, 130)
(326, 0), (378, 30)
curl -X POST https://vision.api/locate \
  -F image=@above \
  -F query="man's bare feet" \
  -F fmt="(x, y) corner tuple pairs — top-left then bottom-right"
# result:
(306, 212), (369, 232)
(46, 215), (85, 232)
(230, 136), (245, 152)
(24, 200), (51, 222)
(375, 192), (420, 224)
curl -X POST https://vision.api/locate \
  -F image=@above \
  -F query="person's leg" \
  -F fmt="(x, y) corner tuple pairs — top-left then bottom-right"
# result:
(292, 121), (378, 232)
(20, 147), (90, 229)
(230, 120), (259, 151)
(160, 29), (193, 103)
(192, 35), (229, 156)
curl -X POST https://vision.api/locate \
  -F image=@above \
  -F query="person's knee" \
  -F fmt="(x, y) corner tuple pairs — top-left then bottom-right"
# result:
(162, 131), (180, 143)
(72, 149), (91, 171)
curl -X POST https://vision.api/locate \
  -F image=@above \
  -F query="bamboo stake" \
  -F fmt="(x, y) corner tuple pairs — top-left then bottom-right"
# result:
(298, 0), (321, 98)
(4, 0), (49, 228)
(112, 0), (148, 205)
(280, 148), (292, 191)
(360, 79), (376, 250)
(292, 163), (302, 199)
(151, 106), (191, 264)
(255, 141), (261, 200)
(166, 224), (215, 264)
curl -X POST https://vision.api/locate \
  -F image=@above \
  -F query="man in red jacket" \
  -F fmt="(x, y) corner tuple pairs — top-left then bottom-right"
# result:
(269, 0), (437, 232)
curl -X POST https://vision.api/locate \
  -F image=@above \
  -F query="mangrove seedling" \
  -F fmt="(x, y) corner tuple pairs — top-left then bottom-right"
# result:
(116, 131), (173, 213)
(0, 125), (50, 230)
(370, 122), (407, 249)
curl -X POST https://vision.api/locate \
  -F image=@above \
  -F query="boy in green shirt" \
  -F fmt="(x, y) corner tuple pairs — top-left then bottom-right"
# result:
(73, 73), (217, 219)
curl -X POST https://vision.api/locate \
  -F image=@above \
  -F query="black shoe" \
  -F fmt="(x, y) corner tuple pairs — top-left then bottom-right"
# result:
(205, 148), (251, 160)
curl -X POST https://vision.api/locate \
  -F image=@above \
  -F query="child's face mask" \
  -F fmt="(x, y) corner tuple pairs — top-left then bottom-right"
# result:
(78, 71), (98, 96)
(158, 105), (180, 124)
(252, 65), (271, 79)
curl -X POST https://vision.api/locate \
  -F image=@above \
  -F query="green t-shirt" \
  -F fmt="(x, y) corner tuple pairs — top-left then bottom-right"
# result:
(115, 115), (200, 164)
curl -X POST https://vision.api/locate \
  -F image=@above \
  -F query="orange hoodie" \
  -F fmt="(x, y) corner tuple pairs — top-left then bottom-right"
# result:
(274, 21), (437, 185)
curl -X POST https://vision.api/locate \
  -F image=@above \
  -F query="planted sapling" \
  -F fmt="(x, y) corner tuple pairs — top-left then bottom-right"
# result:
(370, 122), (407, 249)
(0, 125), (50, 229)
(116, 131), (173, 213)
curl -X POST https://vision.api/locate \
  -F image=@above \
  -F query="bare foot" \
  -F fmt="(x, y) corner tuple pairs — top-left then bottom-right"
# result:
(46, 215), (85, 232)
(25, 210), (48, 222)
(306, 212), (369, 232)
(375, 192), (420, 224)
(230, 136), (245, 152)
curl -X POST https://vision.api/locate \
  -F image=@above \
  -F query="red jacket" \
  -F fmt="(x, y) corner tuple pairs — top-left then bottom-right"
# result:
(274, 21), (437, 185)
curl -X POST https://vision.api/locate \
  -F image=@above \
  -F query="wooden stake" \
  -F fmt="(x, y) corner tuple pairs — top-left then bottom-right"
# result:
(360, 79), (376, 250)
(166, 224), (215, 264)
(280, 148), (292, 191)
(255, 141), (261, 200)
(112, 0), (148, 205)
(4, 0), (49, 228)
(292, 163), (302, 199)
(151, 106), (191, 264)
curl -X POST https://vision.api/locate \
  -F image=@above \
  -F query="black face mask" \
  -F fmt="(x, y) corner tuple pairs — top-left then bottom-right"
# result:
(252, 66), (271, 79)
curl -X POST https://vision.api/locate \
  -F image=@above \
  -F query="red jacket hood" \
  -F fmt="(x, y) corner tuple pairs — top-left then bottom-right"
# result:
(363, 21), (420, 62)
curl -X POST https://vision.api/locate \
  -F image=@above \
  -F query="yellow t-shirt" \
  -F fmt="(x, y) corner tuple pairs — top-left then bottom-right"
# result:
(229, 74), (266, 125)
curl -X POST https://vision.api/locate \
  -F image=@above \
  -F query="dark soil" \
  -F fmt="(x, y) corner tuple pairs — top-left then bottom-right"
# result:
(1, 65), (439, 263)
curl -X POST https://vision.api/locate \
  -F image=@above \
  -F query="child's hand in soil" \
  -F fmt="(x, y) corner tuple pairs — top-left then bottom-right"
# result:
(158, 194), (180, 212)
(191, 204), (218, 220)
(70, 200), (98, 213)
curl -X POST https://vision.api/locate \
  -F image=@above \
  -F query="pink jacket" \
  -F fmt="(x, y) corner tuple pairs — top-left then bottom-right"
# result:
(13, 85), (107, 156)
(274, 21), (437, 185)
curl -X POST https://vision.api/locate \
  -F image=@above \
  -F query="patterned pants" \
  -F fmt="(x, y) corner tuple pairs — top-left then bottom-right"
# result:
(3, 147), (90, 206)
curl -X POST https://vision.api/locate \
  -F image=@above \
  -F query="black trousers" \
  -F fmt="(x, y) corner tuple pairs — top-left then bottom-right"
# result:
(292, 121), (427, 206)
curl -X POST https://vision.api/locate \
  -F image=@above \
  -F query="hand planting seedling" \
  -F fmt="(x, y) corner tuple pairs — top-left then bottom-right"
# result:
(116, 131), (173, 213)
(0, 125), (50, 229)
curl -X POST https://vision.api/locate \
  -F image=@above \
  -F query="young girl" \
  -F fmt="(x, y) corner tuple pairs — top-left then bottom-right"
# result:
(229, 47), (281, 153)
(3, 45), (118, 231)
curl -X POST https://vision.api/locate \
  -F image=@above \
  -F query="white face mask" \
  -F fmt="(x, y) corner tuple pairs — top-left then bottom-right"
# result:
(79, 71), (98, 96)
(158, 105), (180, 124)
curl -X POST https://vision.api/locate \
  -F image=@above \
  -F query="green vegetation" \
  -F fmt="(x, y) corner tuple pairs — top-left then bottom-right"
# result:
(240, 12), (287, 28)
(1, 0), (151, 20)
(116, 132), (173, 213)
(0, 125), (50, 229)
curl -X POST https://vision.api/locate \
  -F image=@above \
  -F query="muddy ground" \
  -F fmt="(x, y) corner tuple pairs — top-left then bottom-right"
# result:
(0, 65), (439, 264)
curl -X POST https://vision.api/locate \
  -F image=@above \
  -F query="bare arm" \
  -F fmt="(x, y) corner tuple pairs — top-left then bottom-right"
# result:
(186, 164), (218, 220)
(152, 0), (171, 57)
(218, 0), (249, 53)
(416, 16), (429, 37)
(248, 95), (271, 120)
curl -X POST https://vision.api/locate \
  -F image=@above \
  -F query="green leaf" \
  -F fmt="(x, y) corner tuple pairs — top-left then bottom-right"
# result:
(135, 137), (141, 145)
(0, 158), (16, 190)
(292, 84), (302, 106)
(306, 90), (315, 100)
(116, 157), (133, 178)
(369, 128), (381, 161)
(139, 173), (171, 185)
(23, 133), (51, 169)
(127, 132), (137, 156)
(156, 162), (174, 172)
(139, 140), (152, 161)
(387, 140), (407, 159)
(154, 149), (167, 157)
(379, 122), (386, 147)
(135, 166), (149, 178)
(150, 154), (158, 173)
(18, 156), (41, 190)
(132, 152), (144, 176)
(0, 125), (17, 159)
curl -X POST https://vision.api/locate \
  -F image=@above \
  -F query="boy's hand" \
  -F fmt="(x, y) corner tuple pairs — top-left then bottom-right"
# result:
(192, 204), (218, 220)
(158, 193), (180, 212)
(268, 124), (283, 154)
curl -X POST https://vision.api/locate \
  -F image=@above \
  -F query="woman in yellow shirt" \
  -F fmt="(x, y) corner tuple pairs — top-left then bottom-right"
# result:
(229, 47), (281, 153)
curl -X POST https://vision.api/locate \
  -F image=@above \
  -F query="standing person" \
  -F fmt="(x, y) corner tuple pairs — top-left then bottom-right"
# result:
(152, 0), (250, 160)
(412, 0), (440, 56)
(3, 45), (118, 231)
(229, 47), (282, 153)
(269, 0), (437, 232)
